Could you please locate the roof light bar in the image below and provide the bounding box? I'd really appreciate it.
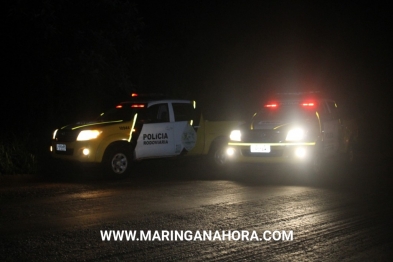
[131,104,145,108]
[264,103,278,108]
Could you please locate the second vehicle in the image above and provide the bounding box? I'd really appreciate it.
[224,92,357,174]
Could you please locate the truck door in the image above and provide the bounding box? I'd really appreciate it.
[171,102,197,154]
[322,100,340,156]
[135,103,175,159]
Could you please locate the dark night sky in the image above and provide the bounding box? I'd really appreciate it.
[135,1,392,119]
[4,0,393,134]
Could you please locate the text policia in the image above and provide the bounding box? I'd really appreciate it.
[143,133,169,145]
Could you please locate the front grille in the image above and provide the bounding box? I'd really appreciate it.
[242,130,285,143]
[56,130,78,142]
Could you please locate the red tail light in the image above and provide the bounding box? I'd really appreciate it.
[131,93,138,97]
[115,105,123,108]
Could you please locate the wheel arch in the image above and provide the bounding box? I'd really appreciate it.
[101,140,135,163]
[95,133,132,162]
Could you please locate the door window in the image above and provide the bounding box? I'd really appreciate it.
[172,103,194,122]
[145,104,170,123]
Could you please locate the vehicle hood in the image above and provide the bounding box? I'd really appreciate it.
[59,120,125,131]
[252,120,309,131]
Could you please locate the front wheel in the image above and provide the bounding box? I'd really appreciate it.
[205,139,231,179]
[103,146,133,179]
[336,143,356,173]
[208,139,229,167]
[311,150,323,175]
[212,146,228,166]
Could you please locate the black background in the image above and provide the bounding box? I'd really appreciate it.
[4,0,393,144]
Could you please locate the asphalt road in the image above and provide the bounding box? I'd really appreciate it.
[1,155,393,261]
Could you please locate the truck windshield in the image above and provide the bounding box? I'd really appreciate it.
[253,106,317,123]
[96,107,142,122]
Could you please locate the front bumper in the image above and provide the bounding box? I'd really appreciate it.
[50,140,101,163]
[226,142,316,164]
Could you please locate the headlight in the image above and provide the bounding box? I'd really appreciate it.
[286,128,305,141]
[229,130,241,141]
[77,130,101,141]
[52,129,58,140]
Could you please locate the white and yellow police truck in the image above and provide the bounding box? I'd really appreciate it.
[225,92,357,174]
[50,94,241,178]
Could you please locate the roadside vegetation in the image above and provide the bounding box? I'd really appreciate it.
[0,134,38,175]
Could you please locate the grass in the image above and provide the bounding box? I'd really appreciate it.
[0,134,38,175]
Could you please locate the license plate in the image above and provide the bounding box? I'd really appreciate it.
[56,144,66,151]
[250,144,270,153]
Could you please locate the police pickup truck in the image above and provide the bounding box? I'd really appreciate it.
[50,94,240,178]
[225,92,356,174]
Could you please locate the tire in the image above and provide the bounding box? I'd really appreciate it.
[103,145,133,179]
[212,145,228,166]
[313,149,324,175]
[208,139,228,167]
[205,139,232,179]
[338,143,356,174]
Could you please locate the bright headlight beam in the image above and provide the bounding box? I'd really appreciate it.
[286,128,305,141]
[295,148,306,158]
[226,147,235,156]
[229,130,241,141]
[82,148,90,155]
[77,130,101,141]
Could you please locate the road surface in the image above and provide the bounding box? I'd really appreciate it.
[1,156,393,261]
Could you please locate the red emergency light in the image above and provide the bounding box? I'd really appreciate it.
[301,102,315,107]
[264,103,278,108]
[131,104,145,108]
